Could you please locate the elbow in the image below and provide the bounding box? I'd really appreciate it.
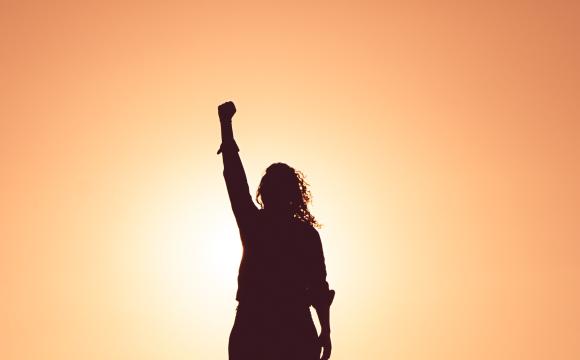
[309,288,335,309]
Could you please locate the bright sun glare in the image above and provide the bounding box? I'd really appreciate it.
[127,181,243,318]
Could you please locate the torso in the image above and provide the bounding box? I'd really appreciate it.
[236,210,313,307]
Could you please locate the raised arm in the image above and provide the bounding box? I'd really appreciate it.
[217,101,258,231]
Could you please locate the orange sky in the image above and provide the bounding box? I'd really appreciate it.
[1,1,579,359]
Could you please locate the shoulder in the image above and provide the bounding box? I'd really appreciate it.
[293,218,313,232]
[294,220,321,243]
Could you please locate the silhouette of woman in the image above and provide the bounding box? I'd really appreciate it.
[217,101,335,360]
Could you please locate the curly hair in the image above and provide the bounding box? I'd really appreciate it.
[256,163,321,228]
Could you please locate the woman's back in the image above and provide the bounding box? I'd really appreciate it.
[236,210,326,307]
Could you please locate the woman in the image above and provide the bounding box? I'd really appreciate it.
[216,101,335,360]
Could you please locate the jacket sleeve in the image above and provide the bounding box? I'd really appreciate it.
[306,227,335,309]
[219,139,259,233]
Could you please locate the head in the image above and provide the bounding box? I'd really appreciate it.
[256,162,321,228]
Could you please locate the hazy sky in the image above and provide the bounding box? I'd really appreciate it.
[1,1,579,359]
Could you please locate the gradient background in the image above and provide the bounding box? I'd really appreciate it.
[1,1,579,359]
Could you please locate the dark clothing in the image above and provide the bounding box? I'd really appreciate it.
[228,302,320,360]
[235,209,330,307]
[219,138,331,359]
[220,139,332,308]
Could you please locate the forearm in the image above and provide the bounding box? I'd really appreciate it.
[315,304,331,334]
[219,119,246,186]
[316,301,333,360]
[216,101,257,226]
[220,118,234,144]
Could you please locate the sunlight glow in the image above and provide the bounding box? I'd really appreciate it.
[2,2,578,359]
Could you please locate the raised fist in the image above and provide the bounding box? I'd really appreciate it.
[218,101,236,121]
